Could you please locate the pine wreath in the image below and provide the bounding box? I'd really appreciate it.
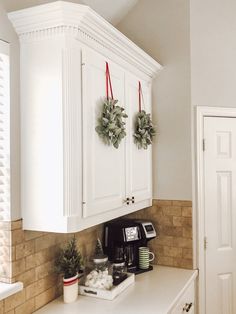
[133,110,156,149]
[95,98,128,149]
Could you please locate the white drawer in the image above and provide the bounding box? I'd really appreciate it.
[170,281,195,314]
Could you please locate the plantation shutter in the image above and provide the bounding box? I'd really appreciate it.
[0,40,10,221]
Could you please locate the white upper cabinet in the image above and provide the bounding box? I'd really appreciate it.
[8,1,162,232]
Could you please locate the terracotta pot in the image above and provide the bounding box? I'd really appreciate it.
[63,274,78,303]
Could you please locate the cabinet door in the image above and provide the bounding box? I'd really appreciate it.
[125,73,152,203]
[82,48,126,218]
[170,282,195,314]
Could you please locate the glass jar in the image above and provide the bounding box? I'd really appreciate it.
[93,255,109,272]
[112,261,127,286]
[84,255,113,290]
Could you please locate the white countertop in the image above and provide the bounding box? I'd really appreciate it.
[35,266,198,314]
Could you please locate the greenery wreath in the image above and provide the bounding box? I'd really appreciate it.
[95,98,128,149]
[133,110,156,149]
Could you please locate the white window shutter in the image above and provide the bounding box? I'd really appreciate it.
[0,40,10,221]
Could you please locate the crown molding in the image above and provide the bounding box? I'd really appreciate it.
[8,1,162,78]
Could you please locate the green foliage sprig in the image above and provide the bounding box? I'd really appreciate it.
[94,238,104,257]
[95,98,128,149]
[55,237,83,279]
[133,110,156,149]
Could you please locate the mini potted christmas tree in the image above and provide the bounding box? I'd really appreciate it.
[55,237,83,303]
[94,238,104,257]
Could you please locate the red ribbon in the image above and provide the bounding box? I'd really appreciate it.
[106,62,114,100]
[63,277,78,286]
[138,81,142,112]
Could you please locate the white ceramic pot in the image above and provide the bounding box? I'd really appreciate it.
[63,274,79,303]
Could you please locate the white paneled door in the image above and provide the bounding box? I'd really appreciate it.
[204,117,236,314]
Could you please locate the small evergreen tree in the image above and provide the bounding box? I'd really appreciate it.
[55,237,83,279]
[94,238,104,257]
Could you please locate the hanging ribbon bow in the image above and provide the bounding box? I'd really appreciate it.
[106,62,114,100]
[138,81,142,112]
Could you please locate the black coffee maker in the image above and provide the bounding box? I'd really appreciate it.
[103,219,157,274]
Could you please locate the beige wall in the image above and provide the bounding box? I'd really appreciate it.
[0,3,20,220]
[1,0,53,12]
[190,0,236,109]
[190,0,236,213]
[118,0,192,201]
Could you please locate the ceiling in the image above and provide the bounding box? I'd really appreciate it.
[1,0,139,25]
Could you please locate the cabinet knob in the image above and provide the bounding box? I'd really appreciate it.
[131,196,135,204]
[124,197,130,205]
[183,302,193,312]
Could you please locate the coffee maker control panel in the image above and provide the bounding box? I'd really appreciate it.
[125,226,140,242]
[140,221,156,239]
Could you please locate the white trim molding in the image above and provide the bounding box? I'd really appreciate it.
[0,40,11,221]
[196,106,236,314]
[8,1,162,79]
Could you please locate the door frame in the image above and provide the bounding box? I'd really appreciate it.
[196,106,236,314]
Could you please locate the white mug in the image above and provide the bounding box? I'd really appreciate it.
[139,247,155,270]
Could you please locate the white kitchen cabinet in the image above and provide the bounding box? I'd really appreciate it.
[8,1,162,232]
[170,281,195,314]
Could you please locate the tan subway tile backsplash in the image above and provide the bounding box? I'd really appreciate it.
[15,269,36,287]
[34,286,57,311]
[12,259,26,277]
[125,199,193,270]
[14,298,35,314]
[15,240,35,260]
[4,290,25,312]
[0,301,3,314]
[0,219,103,313]
[0,199,192,313]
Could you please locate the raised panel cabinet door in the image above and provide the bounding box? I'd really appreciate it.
[82,48,126,218]
[204,117,236,314]
[170,281,195,314]
[125,73,152,203]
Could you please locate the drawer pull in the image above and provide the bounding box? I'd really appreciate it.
[183,302,193,312]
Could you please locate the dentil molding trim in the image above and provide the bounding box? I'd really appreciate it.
[8,1,162,79]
